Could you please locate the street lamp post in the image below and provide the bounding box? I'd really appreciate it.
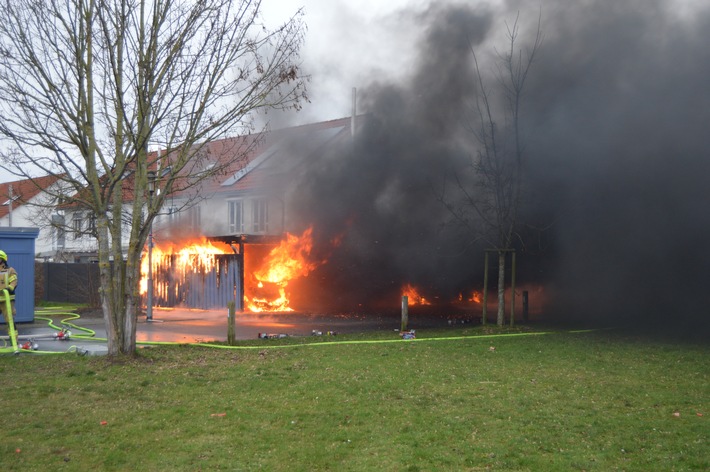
[147,170,156,321]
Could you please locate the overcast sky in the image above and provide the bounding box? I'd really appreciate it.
[259,0,440,125]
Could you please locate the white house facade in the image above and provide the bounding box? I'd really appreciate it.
[0,175,70,259]
[33,116,357,261]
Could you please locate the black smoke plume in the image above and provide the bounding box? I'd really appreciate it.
[286,0,710,336]
[522,0,710,336]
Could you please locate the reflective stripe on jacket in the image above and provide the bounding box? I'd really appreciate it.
[0,267,17,293]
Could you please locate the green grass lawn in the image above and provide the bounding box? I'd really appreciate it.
[1,326,707,471]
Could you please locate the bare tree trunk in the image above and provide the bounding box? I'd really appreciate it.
[101,292,120,356]
[481,251,489,325]
[122,300,137,354]
[121,242,143,354]
[497,251,506,326]
[97,216,120,356]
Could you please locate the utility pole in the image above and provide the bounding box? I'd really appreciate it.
[146,171,156,321]
[8,184,13,227]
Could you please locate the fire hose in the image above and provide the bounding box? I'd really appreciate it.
[3,306,595,355]
[0,288,20,353]
[0,307,99,355]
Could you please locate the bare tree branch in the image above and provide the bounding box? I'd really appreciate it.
[437,11,542,326]
[0,0,308,355]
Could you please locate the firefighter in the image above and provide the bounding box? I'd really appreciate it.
[0,250,18,343]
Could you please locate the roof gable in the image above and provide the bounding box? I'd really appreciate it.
[215,117,353,194]
[0,174,63,220]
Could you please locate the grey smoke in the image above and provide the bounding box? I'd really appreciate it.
[282,0,710,335]
[523,0,710,334]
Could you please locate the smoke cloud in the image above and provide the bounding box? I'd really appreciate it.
[282,0,710,336]
[522,0,710,335]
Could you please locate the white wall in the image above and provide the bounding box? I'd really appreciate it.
[0,182,66,259]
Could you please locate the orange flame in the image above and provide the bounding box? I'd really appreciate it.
[247,227,321,312]
[140,227,324,313]
[402,283,431,305]
[458,290,482,304]
[469,291,482,303]
[140,238,232,295]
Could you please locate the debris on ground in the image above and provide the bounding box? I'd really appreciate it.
[311,330,338,336]
[258,333,288,339]
[400,330,416,340]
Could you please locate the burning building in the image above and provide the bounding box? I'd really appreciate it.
[141,118,362,314]
[140,112,501,317]
[141,0,710,336]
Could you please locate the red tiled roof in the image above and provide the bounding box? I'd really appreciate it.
[211,116,354,193]
[59,116,360,206]
[0,174,64,220]
[165,116,357,198]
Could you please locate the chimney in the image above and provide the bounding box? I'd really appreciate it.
[351,87,357,137]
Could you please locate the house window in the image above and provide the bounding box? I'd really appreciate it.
[52,214,65,249]
[72,213,83,239]
[228,200,243,234]
[57,227,66,248]
[187,205,201,231]
[87,213,96,236]
[167,206,179,223]
[252,199,269,233]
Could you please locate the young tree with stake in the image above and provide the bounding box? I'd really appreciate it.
[441,12,542,326]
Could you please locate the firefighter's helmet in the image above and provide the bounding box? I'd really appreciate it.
[0,250,7,262]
